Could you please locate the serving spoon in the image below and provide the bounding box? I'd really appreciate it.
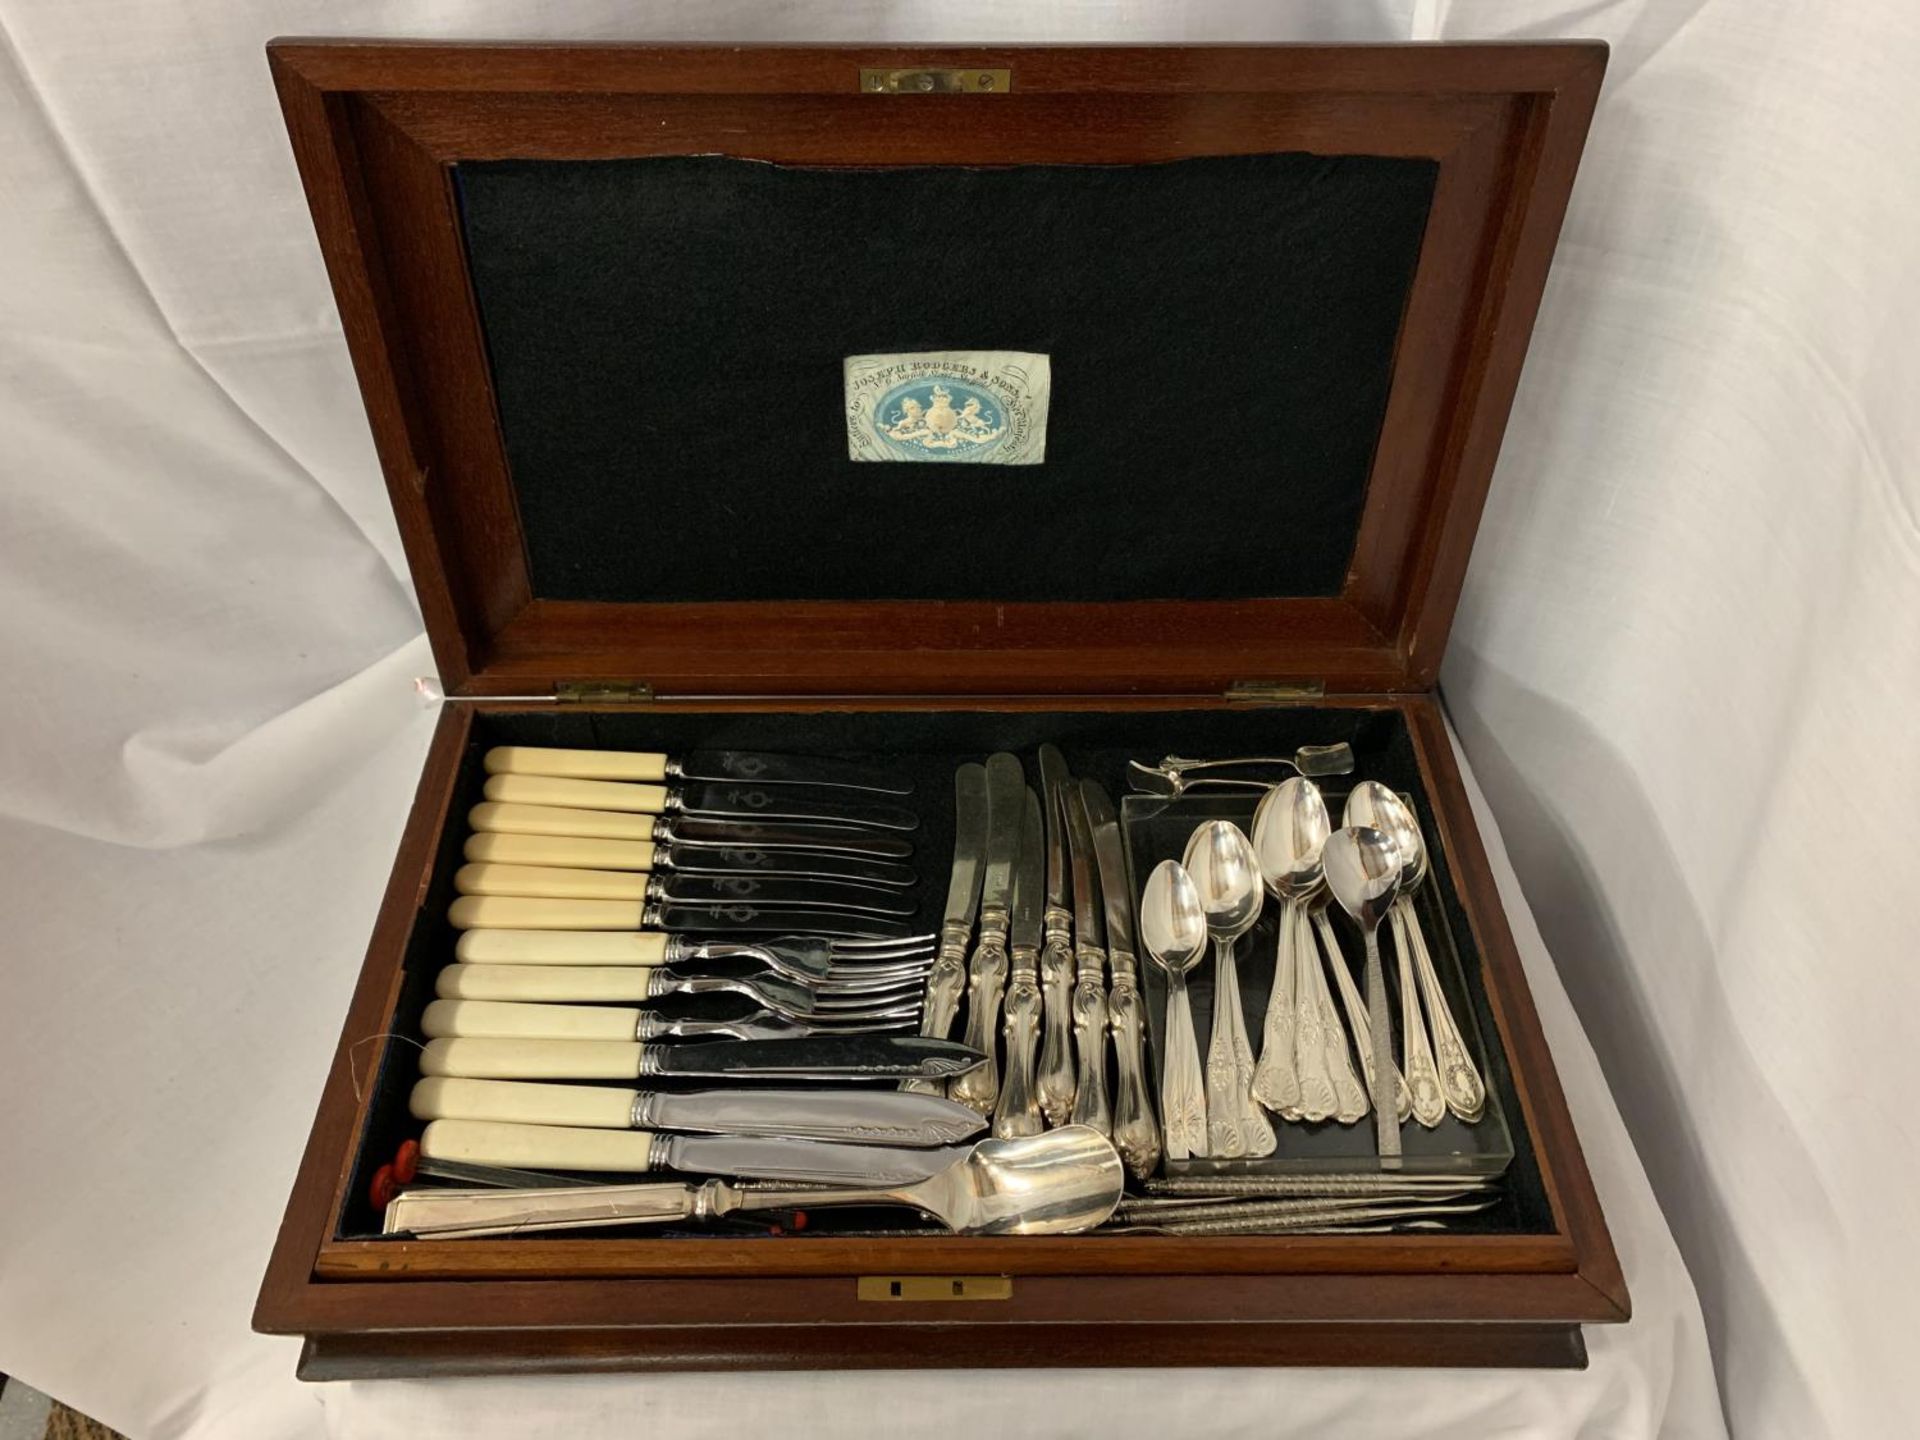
[1323,825,1405,1162]
[1344,783,1485,1124]
[1182,822,1275,1158]
[385,1124,1126,1238]
[1140,859,1210,1160]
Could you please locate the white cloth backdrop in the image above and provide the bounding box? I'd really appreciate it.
[0,1,1910,1436]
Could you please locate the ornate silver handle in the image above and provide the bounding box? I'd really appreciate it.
[1401,900,1486,1122]
[949,924,1009,1113]
[1105,953,1161,1179]
[903,925,969,1096]
[993,951,1044,1138]
[1068,944,1110,1133]
[1290,903,1340,1124]
[1160,968,1208,1159]
[1388,906,1446,1127]
[1250,908,1302,1118]
[1297,907,1368,1124]
[1313,908,1411,1121]
[1035,911,1076,1127]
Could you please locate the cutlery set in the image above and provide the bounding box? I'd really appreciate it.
[375,742,1496,1240]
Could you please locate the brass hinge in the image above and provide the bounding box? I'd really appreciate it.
[857,1275,1013,1302]
[860,67,1010,94]
[1225,679,1326,702]
[556,680,654,704]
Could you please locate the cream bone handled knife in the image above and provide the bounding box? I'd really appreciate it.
[452,861,917,917]
[410,1076,986,1146]
[949,753,1026,1115]
[447,895,918,941]
[419,1034,985,1083]
[1084,779,1162,1180]
[418,1118,962,1186]
[469,801,915,860]
[486,745,914,796]
[480,773,918,833]
[463,830,915,888]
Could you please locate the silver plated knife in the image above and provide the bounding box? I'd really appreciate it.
[950,754,1024,1114]
[903,763,988,1094]
[453,863,917,916]
[487,745,914,796]
[420,1034,986,1082]
[1083,779,1162,1180]
[483,773,918,832]
[418,1117,962,1186]
[1065,784,1112,1135]
[469,803,916,859]
[463,831,916,887]
[410,1076,985,1146]
[1034,744,1078,1127]
[992,787,1047,1137]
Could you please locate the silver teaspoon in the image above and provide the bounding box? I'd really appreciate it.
[1323,826,1405,1162]
[1182,821,1274,1158]
[1141,860,1210,1160]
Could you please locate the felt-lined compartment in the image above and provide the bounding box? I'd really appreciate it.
[339,704,1551,1243]
[454,152,1436,607]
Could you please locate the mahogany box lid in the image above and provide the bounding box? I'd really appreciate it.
[267,42,1606,699]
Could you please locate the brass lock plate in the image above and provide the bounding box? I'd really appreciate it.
[857,1275,1013,1302]
[859,68,1011,95]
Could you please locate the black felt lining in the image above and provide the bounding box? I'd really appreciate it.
[339,706,1552,1243]
[454,153,1437,605]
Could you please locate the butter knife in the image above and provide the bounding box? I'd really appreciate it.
[486,746,913,796]
[991,788,1046,1137]
[950,753,1025,1114]
[1083,779,1161,1180]
[1065,783,1111,1134]
[1034,744,1078,1127]
[904,763,988,1093]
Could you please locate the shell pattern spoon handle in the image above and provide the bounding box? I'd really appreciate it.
[1388,906,1447,1128]
[1400,899,1486,1122]
[1313,909,1411,1121]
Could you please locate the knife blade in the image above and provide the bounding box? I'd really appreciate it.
[1035,744,1077,1127]
[463,831,916,887]
[421,1034,986,1082]
[992,786,1048,1138]
[447,894,917,940]
[1082,779,1161,1179]
[453,863,917,916]
[1064,782,1111,1135]
[482,774,918,832]
[469,803,915,859]
[411,1076,986,1146]
[950,754,1025,1113]
[419,1117,962,1186]
[904,763,989,1094]
[487,746,914,796]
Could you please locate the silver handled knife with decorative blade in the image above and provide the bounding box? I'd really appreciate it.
[1083,779,1162,1180]
[992,787,1047,1138]
[487,746,915,796]
[903,763,989,1095]
[452,863,917,917]
[950,754,1025,1114]
[411,1076,985,1147]
[468,803,916,859]
[482,773,918,832]
[1065,783,1112,1135]
[1034,744,1078,1128]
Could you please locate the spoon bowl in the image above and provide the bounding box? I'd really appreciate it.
[1141,859,1210,976]
[1322,825,1404,929]
[1343,781,1427,893]
[1252,777,1332,902]
[896,1123,1126,1235]
[1181,821,1265,942]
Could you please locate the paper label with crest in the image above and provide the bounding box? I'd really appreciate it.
[844,351,1050,464]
